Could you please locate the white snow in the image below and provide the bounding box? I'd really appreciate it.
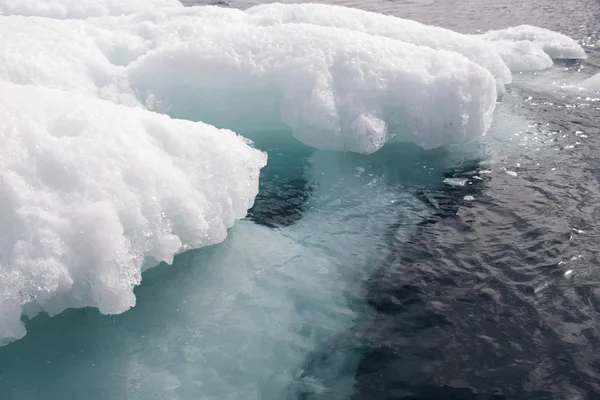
[481,25,587,70]
[0,0,182,19]
[244,3,513,90]
[124,21,498,152]
[0,7,499,153]
[0,82,265,344]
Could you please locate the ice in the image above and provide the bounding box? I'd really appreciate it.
[0,82,265,345]
[1,3,584,154]
[0,0,584,350]
[0,137,471,400]
[481,25,587,70]
[443,177,469,187]
[0,16,138,104]
[0,9,498,153]
[125,21,498,153]
[485,40,554,72]
[0,1,561,396]
[243,3,513,89]
[582,72,600,92]
[0,0,182,19]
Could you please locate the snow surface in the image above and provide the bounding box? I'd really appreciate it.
[481,25,588,61]
[0,0,182,19]
[0,0,587,346]
[0,82,265,344]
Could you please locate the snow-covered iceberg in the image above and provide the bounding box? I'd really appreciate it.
[0,0,588,346]
[0,82,265,344]
[0,0,182,18]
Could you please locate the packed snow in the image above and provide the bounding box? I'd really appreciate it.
[0,0,182,18]
[0,82,265,344]
[0,0,588,347]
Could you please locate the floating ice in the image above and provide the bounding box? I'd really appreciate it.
[125,21,498,153]
[0,0,586,347]
[582,72,600,92]
[485,40,554,72]
[0,2,585,154]
[481,25,587,70]
[0,82,265,345]
[443,177,469,187]
[0,8,498,153]
[0,0,182,19]
[243,3,513,89]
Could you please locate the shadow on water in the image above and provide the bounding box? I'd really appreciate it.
[245,130,315,228]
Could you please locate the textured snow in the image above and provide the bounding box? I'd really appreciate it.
[0,0,181,19]
[243,3,513,89]
[481,25,587,70]
[124,21,498,152]
[0,82,265,344]
[0,7,499,153]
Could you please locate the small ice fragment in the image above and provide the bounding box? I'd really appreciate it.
[356,167,365,173]
[564,270,573,277]
[463,195,475,201]
[443,178,469,187]
[505,170,518,177]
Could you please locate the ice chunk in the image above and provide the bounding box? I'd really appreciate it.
[244,3,512,89]
[0,16,137,104]
[582,72,600,92]
[6,4,585,152]
[0,7,497,153]
[125,21,498,153]
[0,0,181,19]
[0,82,266,345]
[443,177,469,187]
[481,25,587,65]
[486,40,554,72]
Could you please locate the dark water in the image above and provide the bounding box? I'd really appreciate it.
[219,0,600,398]
[345,3,600,399]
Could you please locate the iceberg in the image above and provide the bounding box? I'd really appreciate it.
[0,0,586,347]
[481,25,588,60]
[0,0,182,19]
[0,82,265,344]
[0,8,498,154]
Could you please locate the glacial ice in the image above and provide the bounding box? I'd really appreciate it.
[0,3,588,156]
[481,25,588,61]
[0,0,182,19]
[0,9,498,153]
[125,21,498,152]
[0,82,265,344]
[0,0,587,348]
[582,72,600,92]
[243,3,513,89]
